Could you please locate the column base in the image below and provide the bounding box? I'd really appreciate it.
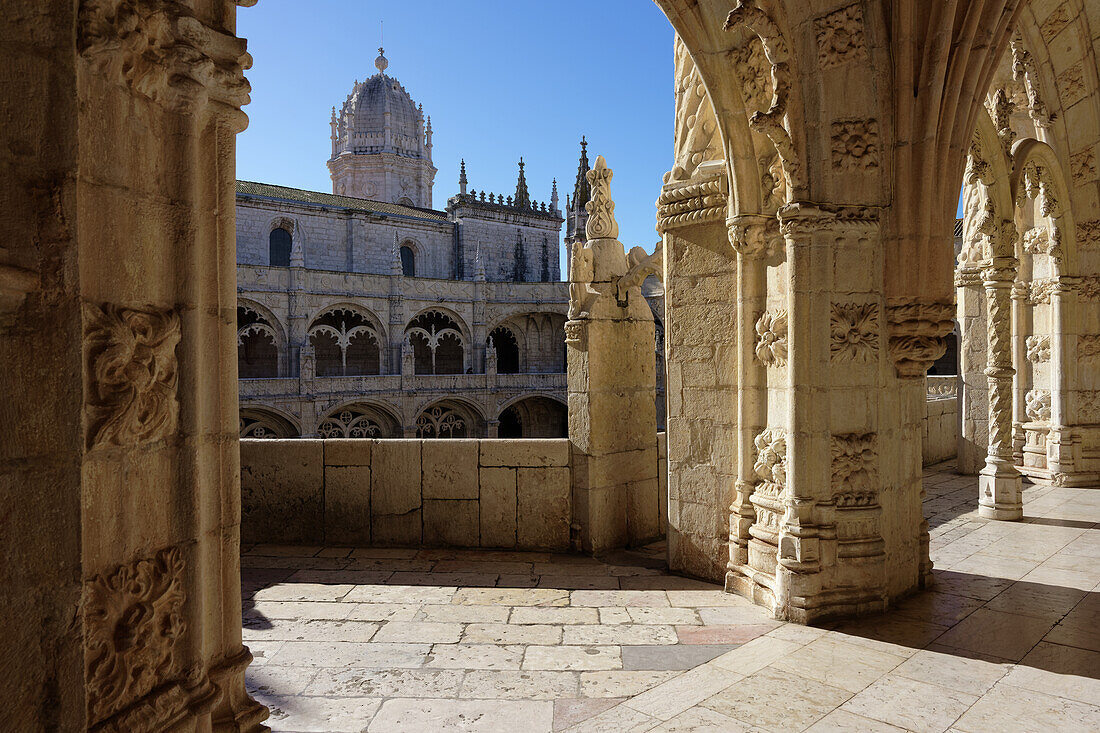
[978,468,1023,521]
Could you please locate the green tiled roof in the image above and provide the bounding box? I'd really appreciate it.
[236,180,451,223]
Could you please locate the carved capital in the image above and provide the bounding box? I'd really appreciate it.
[657,175,727,232]
[885,299,955,379]
[728,214,780,259]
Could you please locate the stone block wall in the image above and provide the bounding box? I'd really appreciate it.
[923,397,960,466]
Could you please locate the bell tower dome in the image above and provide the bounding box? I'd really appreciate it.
[327,49,438,207]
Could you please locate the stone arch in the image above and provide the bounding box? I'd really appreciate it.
[488,311,568,373]
[487,325,520,374]
[266,215,305,265]
[497,395,568,439]
[414,398,485,439]
[239,406,300,438]
[317,400,401,438]
[237,300,286,378]
[405,308,468,375]
[308,303,385,377]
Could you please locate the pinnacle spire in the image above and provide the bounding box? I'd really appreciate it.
[551,178,560,213]
[459,159,468,195]
[513,157,531,209]
[571,136,591,214]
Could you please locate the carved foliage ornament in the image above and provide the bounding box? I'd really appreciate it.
[78,0,252,111]
[814,4,869,69]
[885,300,955,378]
[831,119,880,171]
[1025,389,1051,422]
[830,302,879,363]
[1080,335,1100,361]
[753,428,787,490]
[670,36,720,183]
[1025,335,1051,363]
[831,433,878,507]
[584,156,618,240]
[83,303,181,450]
[85,547,187,725]
[754,309,788,366]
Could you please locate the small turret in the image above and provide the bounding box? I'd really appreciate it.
[459,159,468,195]
[514,158,531,209]
[550,178,560,215]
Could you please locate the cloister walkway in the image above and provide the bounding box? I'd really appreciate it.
[242,463,1100,732]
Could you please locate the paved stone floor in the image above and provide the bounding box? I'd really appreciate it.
[243,461,1100,732]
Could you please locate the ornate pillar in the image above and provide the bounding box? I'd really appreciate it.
[979,222,1023,519]
[725,215,775,602]
[567,156,662,552]
[957,264,990,474]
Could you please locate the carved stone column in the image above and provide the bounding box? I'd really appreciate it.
[979,235,1024,519]
[957,266,990,474]
[725,215,775,601]
[568,156,661,552]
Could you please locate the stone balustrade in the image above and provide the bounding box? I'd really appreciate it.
[241,435,668,550]
[926,375,959,401]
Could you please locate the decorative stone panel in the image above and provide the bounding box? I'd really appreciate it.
[1026,335,1051,363]
[831,120,880,171]
[83,303,181,450]
[84,547,188,727]
[1025,389,1051,422]
[1080,335,1100,361]
[1070,148,1097,188]
[885,299,955,378]
[814,4,869,69]
[1056,64,1086,109]
[830,302,879,363]
[830,433,878,506]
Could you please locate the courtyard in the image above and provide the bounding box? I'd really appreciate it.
[242,462,1100,732]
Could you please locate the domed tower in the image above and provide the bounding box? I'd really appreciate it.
[328,48,437,207]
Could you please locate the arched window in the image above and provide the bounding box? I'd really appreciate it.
[488,327,520,373]
[498,406,523,438]
[416,404,469,438]
[269,227,292,267]
[308,307,382,377]
[400,245,416,277]
[237,305,280,378]
[406,311,465,375]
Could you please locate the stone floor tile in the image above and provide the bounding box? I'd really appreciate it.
[533,562,611,576]
[425,643,526,670]
[619,575,723,591]
[524,645,623,671]
[952,682,1100,732]
[496,574,541,588]
[624,607,700,625]
[891,590,986,626]
[452,587,569,606]
[675,624,775,646]
[1004,642,1100,705]
[570,590,671,607]
[387,571,500,587]
[244,640,285,666]
[249,544,324,557]
[349,547,420,559]
[415,603,510,624]
[261,695,382,733]
[564,624,677,646]
[578,670,680,698]
[284,569,393,585]
[981,581,1086,619]
[433,560,535,575]
[304,668,464,698]
[598,607,633,624]
[372,621,464,644]
[771,636,905,693]
[826,616,948,655]
[701,666,852,731]
[950,552,1040,581]
[368,698,554,733]
[243,619,379,644]
[342,584,457,604]
[460,670,580,700]
[247,601,356,621]
[842,674,979,733]
[694,605,777,626]
[933,607,1056,661]
[708,636,805,676]
[511,606,601,625]
[891,648,1010,696]
[538,575,622,590]
[253,582,355,603]
[607,565,664,578]
[344,603,420,622]
[621,644,735,671]
[345,557,436,573]
[665,590,747,607]
[553,698,625,731]
[269,641,430,668]
[559,704,658,733]
[623,663,741,720]
[464,622,563,645]
[1019,565,1100,592]
[930,570,1015,600]
[1044,620,1100,652]
[245,664,318,697]
[764,623,827,645]
[803,709,909,732]
[314,547,354,558]
[650,706,761,732]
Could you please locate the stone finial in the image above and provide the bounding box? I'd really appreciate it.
[459,159,467,195]
[551,178,560,213]
[375,47,388,74]
[585,155,618,240]
[514,157,531,209]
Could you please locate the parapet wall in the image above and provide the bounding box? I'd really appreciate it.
[241,437,668,551]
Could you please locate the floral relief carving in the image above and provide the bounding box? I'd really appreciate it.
[1028,278,1056,305]
[1070,148,1097,188]
[830,303,879,363]
[1079,391,1100,423]
[1025,389,1051,422]
[670,36,721,183]
[814,4,869,69]
[84,546,188,725]
[754,309,788,366]
[731,37,773,114]
[77,0,252,112]
[1026,335,1051,363]
[1079,277,1100,301]
[831,120,880,171]
[1080,335,1100,361]
[753,428,787,489]
[885,300,954,378]
[83,302,181,450]
[831,433,878,507]
[1077,220,1100,249]
[1056,64,1086,109]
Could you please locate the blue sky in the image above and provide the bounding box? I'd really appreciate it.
[236,0,675,273]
